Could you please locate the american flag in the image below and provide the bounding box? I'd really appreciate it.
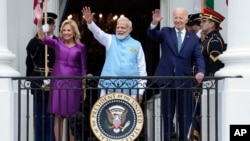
[34,0,44,9]
[33,0,44,24]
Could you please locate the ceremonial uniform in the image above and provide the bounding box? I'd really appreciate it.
[201,30,226,76]
[26,35,56,141]
[186,13,202,37]
[192,8,226,141]
[26,35,56,99]
[187,13,201,26]
[201,7,227,76]
[25,12,57,141]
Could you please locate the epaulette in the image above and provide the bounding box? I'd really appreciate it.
[206,33,226,54]
[212,33,226,51]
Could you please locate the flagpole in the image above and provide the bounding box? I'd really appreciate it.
[43,0,49,77]
[202,0,205,11]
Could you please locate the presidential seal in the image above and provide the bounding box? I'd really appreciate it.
[90,93,144,141]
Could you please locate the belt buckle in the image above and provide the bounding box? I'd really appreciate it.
[42,84,50,91]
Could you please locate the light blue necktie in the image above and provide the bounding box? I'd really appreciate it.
[177,31,182,52]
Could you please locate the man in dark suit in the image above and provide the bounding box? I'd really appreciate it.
[26,12,57,141]
[147,8,205,141]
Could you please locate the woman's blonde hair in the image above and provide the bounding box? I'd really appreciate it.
[59,19,81,44]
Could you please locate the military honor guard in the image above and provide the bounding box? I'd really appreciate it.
[186,13,202,38]
[200,7,227,76]
[26,12,57,141]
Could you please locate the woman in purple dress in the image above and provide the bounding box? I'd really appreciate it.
[34,5,87,141]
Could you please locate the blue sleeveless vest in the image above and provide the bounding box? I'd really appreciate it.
[99,35,141,96]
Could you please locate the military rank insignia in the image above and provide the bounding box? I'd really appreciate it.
[90,93,144,140]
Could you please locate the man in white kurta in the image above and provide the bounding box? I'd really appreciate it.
[82,6,147,104]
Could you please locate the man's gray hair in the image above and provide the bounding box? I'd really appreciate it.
[117,16,132,28]
[173,7,188,19]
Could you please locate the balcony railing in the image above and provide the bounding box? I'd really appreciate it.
[10,76,238,141]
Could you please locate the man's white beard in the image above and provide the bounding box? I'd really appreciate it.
[116,32,129,40]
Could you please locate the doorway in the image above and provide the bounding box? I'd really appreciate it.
[64,0,160,76]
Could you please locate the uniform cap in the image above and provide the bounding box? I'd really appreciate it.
[42,12,57,24]
[202,7,225,24]
[34,12,57,25]
[186,13,201,26]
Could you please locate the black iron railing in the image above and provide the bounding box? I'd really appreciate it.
[10,76,240,141]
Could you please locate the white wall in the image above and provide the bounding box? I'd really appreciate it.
[214,0,228,43]
[7,0,33,76]
[160,0,201,27]
[7,0,60,76]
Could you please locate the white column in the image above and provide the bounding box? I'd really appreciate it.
[0,0,20,76]
[0,0,20,141]
[216,0,250,77]
[215,1,250,141]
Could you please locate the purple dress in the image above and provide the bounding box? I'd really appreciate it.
[43,36,87,117]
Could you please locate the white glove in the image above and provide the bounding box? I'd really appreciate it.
[43,79,51,85]
[42,24,49,33]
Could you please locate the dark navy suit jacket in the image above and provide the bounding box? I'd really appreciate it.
[147,26,205,78]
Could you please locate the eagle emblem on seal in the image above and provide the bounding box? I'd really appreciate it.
[106,105,130,133]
